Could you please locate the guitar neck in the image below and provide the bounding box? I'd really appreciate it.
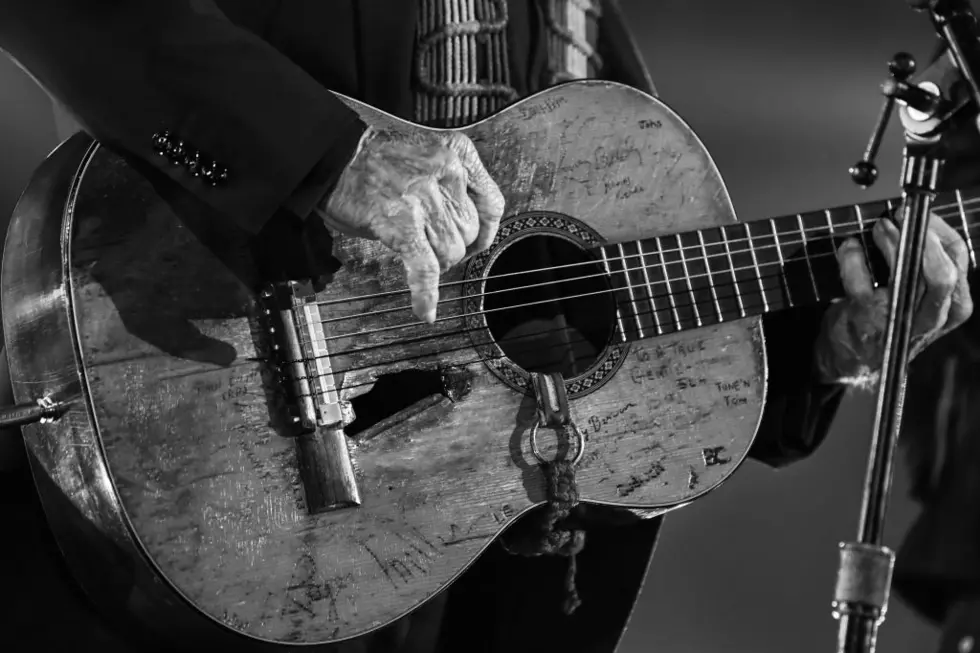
[596,187,980,339]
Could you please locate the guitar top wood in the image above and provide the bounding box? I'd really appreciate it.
[3,80,765,645]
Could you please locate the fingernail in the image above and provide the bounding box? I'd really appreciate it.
[877,219,897,236]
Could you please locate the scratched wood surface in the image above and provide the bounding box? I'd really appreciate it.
[58,81,767,645]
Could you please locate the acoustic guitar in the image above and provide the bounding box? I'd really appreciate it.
[4,80,977,648]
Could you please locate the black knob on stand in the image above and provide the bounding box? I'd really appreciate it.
[849,53,917,187]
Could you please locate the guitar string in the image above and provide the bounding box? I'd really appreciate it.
[275,202,979,396]
[310,215,979,345]
[290,274,801,399]
[288,260,842,395]
[314,194,979,310]
[285,212,977,379]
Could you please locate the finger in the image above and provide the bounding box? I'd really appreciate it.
[873,213,969,339]
[906,227,956,342]
[440,159,480,246]
[382,195,443,323]
[398,233,443,324]
[837,238,875,302]
[916,225,959,333]
[445,133,505,253]
[928,214,973,330]
[410,178,467,272]
[872,215,899,277]
[425,201,468,272]
[873,216,926,307]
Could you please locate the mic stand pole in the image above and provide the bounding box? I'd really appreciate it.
[835,3,980,651]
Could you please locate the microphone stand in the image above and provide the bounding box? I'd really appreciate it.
[835,2,980,652]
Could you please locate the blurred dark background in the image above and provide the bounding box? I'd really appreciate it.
[0,1,952,652]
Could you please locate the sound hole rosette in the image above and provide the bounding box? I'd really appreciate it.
[462,211,630,398]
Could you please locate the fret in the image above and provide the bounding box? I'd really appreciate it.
[719,226,746,318]
[654,237,684,331]
[620,240,664,338]
[636,240,664,335]
[745,220,787,313]
[770,218,793,308]
[638,238,676,333]
[700,227,742,323]
[674,230,721,327]
[744,223,768,313]
[956,189,977,269]
[617,242,645,338]
[823,208,840,292]
[825,204,861,236]
[675,233,702,327]
[795,214,820,302]
[598,247,628,342]
[853,204,878,288]
[697,229,724,321]
[720,222,770,317]
[802,209,843,300]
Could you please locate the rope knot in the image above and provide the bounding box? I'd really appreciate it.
[501,373,588,615]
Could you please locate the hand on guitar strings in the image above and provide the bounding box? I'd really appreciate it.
[814,210,973,387]
[316,127,506,323]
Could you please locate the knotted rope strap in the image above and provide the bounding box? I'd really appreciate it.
[501,372,587,614]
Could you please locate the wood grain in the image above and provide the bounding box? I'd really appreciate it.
[8,81,768,646]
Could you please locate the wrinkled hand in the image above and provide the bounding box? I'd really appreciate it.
[317,127,506,322]
[815,210,973,385]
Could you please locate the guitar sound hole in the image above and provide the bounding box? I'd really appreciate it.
[484,235,615,377]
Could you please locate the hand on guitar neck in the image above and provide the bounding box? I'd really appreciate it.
[816,210,972,387]
[316,126,506,323]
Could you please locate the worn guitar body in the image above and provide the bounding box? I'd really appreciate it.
[3,81,765,648]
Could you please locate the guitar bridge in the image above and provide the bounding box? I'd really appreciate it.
[260,281,360,514]
[261,280,352,431]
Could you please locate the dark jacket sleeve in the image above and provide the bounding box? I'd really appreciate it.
[0,0,366,235]
[748,307,846,468]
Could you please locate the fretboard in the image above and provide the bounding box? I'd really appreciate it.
[596,187,980,340]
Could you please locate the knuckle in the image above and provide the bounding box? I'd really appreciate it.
[455,132,477,153]
[962,299,975,324]
[447,132,473,158]
[950,239,970,266]
[490,187,506,216]
[411,253,441,281]
[837,241,864,265]
[438,241,466,271]
[935,261,959,291]
[951,290,974,319]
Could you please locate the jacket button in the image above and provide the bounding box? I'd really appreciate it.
[183,150,203,176]
[151,130,173,153]
[201,161,229,187]
[163,139,186,163]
